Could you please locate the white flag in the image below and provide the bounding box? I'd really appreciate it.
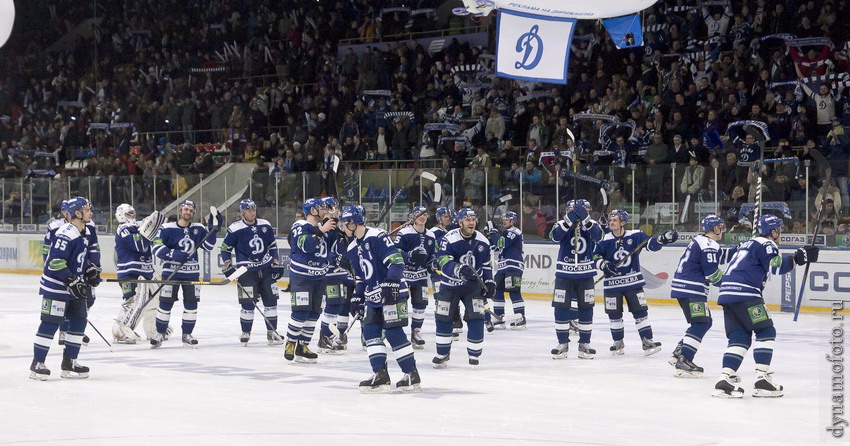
[495,10,576,84]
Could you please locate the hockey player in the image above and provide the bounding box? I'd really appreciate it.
[394,206,436,349]
[150,200,221,348]
[594,209,676,356]
[549,199,604,359]
[31,197,94,380]
[284,198,335,363]
[712,214,818,398]
[338,205,421,392]
[486,211,525,331]
[669,215,734,377]
[220,199,286,346]
[317,196,351,353]
[428,207,456,295]
[112,204,158,343]
[433,208,495,368]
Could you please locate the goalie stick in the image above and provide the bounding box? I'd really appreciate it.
[106,266,248,286]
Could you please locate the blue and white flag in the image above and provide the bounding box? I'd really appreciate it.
[496,10,576,84]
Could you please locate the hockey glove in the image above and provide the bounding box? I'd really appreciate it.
[85,263,102,287]
[598,260,617,277]
[170,249,190,264]
[64,275,91,300]
[573,205,589,222]
[381,281,401,305]
[350,293,365,318]
[409,246,428,266]
[794,246,819,265]
[336,254,352,273]
[454,264,478,281]
[270,262,286,280]
[483,280,495,300]
[222,261,236,278]
[658,229,679,244]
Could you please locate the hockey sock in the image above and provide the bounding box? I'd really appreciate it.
[492,296,505,317]
[300,312,319,343]
[753,326,776,369]
[182,300,198,334]
[156,301,174,334]
[509,291,525,315]
[320,304,342,337]
[682,321,712,361]
[578,307,594,344]
[467,319,484,358]
[435,320,454,356]
[385,326,416,373]
[33,321,60,363]
[722,330,751,372]
[608,312,625,341]
[411,302,426,331]
[337,314,350,334]
[59,319,70,333]
[363,323,387,372]
[63,316,87,359]
[287,311,308,342]
[240,301,255,333]
[262,305,278,331]
[633,310,653,339]
[554,308,572,344]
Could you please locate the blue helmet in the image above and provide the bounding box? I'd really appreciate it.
[239,199,256,211]
[339,205,366,225]
[59,199,71,214]
[409,205,427,220]
[757,214,783,236]
[303,198,322,215]
[575,199,591,210]
[503,211,518,223]
[609,209,629,224]
[565,199,577,209]
[178,199,196,211]
[701,214,724,232]
[455,208,478,224]
[65,196,90,219]
[320,196,339,210]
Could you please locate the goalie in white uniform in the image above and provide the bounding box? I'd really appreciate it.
[112,204,167,342]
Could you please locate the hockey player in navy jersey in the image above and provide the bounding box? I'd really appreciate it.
[221,199,286,346]
[433,208,495,368]
[150,200,221,348]
[428,207,456,295]
[669,215,735,377]
[550,199,604,359]
[338,205,421,392]
[595,209,676,356]
[284,198,335,363]
[712,215,818,398]
[31,197,94,380]
[112,204,155,343]
[394,206,436,349]
[317,196,352,353]
[485,211,526,331]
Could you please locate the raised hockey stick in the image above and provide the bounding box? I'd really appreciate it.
[375,166,421,226]
[489,194,513,222]
[420,171,441,203]
[793,169,831,321]
[106,266,248,286]
[593,235,653,286]
[86,318,113,352]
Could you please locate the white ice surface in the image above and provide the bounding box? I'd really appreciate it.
[0,273,841,446]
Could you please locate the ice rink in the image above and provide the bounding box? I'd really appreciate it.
[0,272,842,446]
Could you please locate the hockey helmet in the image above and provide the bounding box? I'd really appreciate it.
[455,208,478,224]
[339,205,366,225]
[757,214,783,236]
[409,205,428,221]
[320,196,339,210]
[65,196,90,219]
[302,198,322,215]
[701,214,724,233]
[178,199,196,211]
[503,211,518,223]
[609,209,630,225]
[115,203,136,224]
[239,199,257,211]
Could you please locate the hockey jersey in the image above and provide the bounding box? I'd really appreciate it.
[491,226,524,276]
[550,219,604,279]
[670,235,727,299]
[43,221,100,268]
[115,222,154,279]
[40,223,90,299]
[288,219,330,280]
[220,218,279,272]
[152,221,215,280]
[436,228,494,290]
[325,228,354,286]
[718,237,795,304]
[346,227,408,307]
[395,225,436,287]
[594,230,664,292]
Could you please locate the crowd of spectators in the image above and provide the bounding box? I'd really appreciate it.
[1,0,850,240]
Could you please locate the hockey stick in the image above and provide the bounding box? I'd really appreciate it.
[375,166,421,226]
[793,170,831,321]
[421,171,441,203]
[489,194,513,222]
[236,282,286,340]
[743,123,768,237]
[106,266,248,286]
[86,318,113,352]
[342,313,363,336]
[593,235,653,286]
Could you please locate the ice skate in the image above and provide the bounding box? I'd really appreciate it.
[82,334,90,346]
[411,328,425,350]
[469,356,480,367]
[318,333,344,355]
[432,353,450,369]
[337,332,348,350]
[673,357,704,378]
[150,332,164,349]
[29,360,50,381]
[578,343,596,359]
[396,369,422,392]
[491,313,506,330]
[485,320,494,332]
[294,341,318,363]
[668,343,683,366]
[452,318,463,339]
[239,332,251,346]
[267,330,284,346]
[182,333,199,349]
[609,339,625,356]
[359,367,391,393]
[509,314,527,330]
[60,355,89,379]
[712,373,744,398]
[641,337,662,356]
[568,320,579,337]
[753,371,784,398]
[58,331,66,346]
[284,341,296,361]
[551,343,569,359]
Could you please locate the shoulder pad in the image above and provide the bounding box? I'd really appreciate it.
[228,220,248,231]
[56,223,81,240]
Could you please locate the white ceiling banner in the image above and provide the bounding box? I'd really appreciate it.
[495,9,576,85]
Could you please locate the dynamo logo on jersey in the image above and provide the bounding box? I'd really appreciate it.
[496,10,576,84]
